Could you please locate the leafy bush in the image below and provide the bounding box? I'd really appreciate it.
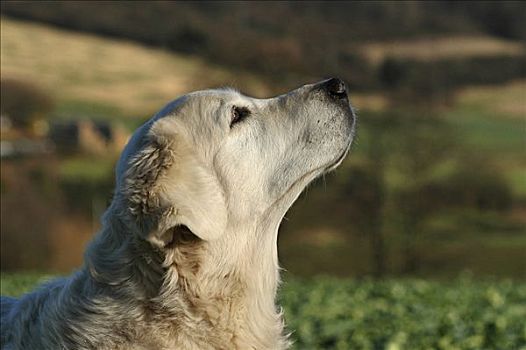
[281,276,526,349]
[2,274,525,349]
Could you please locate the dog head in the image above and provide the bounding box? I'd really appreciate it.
[114,78,356,247]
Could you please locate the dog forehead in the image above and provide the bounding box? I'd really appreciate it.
[190,88,252,107]
[152,96,188,121]
[154,89,252,123]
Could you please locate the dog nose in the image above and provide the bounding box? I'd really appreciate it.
[323,77,347,99]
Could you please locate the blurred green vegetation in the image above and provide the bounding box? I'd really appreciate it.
[1,5,525,278]
[53,100,145,132]
[281,275,526,349]
[1,273,57,296]
[59,157,115,182]
[279,104,525,278]
[3,273,525,349]
[445,108,525,154]
[3,96,524,276]
[54,100,125,122]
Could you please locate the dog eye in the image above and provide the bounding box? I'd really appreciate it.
[230,106,251,127]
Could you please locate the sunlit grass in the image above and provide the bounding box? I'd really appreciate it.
[455,80,526,119]
[0,17,271,118]
[507,169,526,197]
[59,157,115,181]
[444,108,525,154]
[360,36,525,66]
[0,272,56,297]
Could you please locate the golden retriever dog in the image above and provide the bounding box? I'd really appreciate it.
[1,78,356,349]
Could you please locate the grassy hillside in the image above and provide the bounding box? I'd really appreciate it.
[0,17,271,121]
[2,1,525,92]
[448,81,526,196]
[0,17,397,117]
[359,36,525,66]
[2,16,523,120]
[455,81,525,119]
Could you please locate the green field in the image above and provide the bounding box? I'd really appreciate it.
[2,273,525,350]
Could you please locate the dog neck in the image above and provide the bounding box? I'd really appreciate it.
[159,213,289,349]
[85,207,290,349]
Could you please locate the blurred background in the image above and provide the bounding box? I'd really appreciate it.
[1,2,526,348]
[1,1,524,278]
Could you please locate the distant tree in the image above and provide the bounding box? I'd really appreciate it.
[0,78,54,128]
[344,163,386,277]
[379,58,405,89]
[1,159,61,270]
[389,112,457,273]
[352,109,459,274]
[345,112,405,277]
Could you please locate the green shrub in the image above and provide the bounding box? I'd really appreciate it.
[281,276,526,349]
[3,274,525,349]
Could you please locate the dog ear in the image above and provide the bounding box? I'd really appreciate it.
[122,136,227,247]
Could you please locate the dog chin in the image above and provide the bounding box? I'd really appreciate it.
[324,137,353,173]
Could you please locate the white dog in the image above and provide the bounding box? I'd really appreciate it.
[1,78,355,349]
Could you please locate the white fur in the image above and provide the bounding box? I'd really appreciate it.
[1,81,355,349]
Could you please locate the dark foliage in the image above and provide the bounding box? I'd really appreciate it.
[0,159,61,269]
[0,78,54,127]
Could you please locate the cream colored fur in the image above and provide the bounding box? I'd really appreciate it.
[1,80,355,349]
